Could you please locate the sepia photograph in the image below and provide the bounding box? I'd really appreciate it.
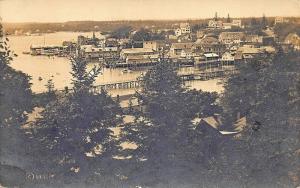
[0,0,300,187]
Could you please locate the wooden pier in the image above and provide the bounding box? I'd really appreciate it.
[92,80,143,93]
[89,68,236,93]
[180,69,236,81]
[49,68,236,95]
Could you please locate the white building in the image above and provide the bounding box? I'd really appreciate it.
[232,20,242,27]
[208,20,223,29]
[120,48,156,60]
[221,52,235,62]
[175,28,182,37]
[180,23,191,34]
[175,23,191,37]
[275,17,289,25]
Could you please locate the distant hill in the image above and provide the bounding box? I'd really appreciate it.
[3,17,300,35]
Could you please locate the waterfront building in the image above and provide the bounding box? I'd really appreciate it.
[219,32,245,45]
[120,48,156,60]
[169,42,195,57]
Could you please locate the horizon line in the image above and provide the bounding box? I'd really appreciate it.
[2,16,300,24]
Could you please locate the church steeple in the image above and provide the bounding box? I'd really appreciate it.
[214,12,218,21]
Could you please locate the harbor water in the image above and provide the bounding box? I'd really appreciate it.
[8,32,224,95]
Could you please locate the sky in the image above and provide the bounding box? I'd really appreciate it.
[0,0,300,22]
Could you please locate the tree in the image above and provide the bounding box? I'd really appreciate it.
[33,55,123,186]
[261,14,268,28]
[110,25,132,39]
[221,52,300,187]
[132,28,165,42]
[0,22,42,188]
[251,17,258,26]
[45,79,56,98]
[121,57,222,187]
[227,13,231,23]
[0,24,32,127]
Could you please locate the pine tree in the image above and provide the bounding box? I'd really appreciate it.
[33,55,123,186]
[261,14,268,28]
[121,57,222,186]
[227,13,231,23]
[0,22,39,188]
[221,52,300,187]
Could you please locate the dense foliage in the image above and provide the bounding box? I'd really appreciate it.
[32,56,124,186]
[221,52,300,188]
[121,58,223,187]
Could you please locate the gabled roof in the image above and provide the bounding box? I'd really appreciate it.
[171,42,194,50]
[204,53,219,58]
[200,36,219,45]
[219,32,245,39]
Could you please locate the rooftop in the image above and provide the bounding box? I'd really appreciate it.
[121,48,154,54]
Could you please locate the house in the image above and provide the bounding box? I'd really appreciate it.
[219,32,245,45]
[174,23,191,37]
[125,54,159,66]
[169,42,195,57]
[231,19,242,27]
[221,19,243,29]
[120,48,156,60]
[180,49,194,59]
[245,35,263,44]
[221,52,235,62]
[263,28,276,38]
[195,36,226,55]
[237,45,265,58]
[284,33,300,44]
[203,53,219,61]
[261,46,276,54]
[179,23,191,34]
[208,20,223,29]
[275,17,289,25]
[175,28,182,37]
[79,45,103,60]
[234,51,244,62]
[284,33,300,50]
[143,41,165,51]
[222,23,233,30]
[177,34,192,42]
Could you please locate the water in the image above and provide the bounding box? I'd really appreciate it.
[8,32,223,95]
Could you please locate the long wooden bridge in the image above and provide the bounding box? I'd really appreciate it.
[90,68,236,92]
[44,68,236,95]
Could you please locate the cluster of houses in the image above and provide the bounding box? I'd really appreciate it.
[34,16,296,68]
[76,28,280,68]
[208,19,243,30]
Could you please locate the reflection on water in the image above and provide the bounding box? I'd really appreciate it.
[8,32,223,95]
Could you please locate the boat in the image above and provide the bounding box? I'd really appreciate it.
[38,77,43,81]
[122,69,133,74]
[22,51,30,55]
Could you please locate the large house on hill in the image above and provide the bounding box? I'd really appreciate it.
[284,33,300,50]
[219,32,245,45]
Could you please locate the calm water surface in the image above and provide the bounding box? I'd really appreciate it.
[8,32,223,95]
